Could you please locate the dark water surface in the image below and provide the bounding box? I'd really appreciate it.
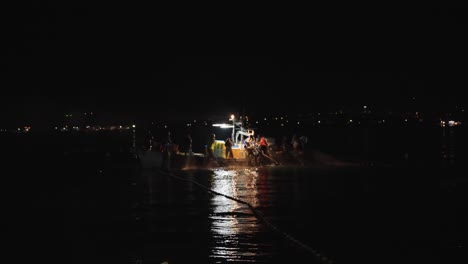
[150,166,439,264]
[2,128,466,263]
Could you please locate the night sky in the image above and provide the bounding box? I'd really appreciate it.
[2,7,467,127]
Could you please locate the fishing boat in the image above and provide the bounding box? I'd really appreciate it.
[138,115,278,170]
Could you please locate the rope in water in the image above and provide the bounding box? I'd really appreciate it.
[159,168,334,264]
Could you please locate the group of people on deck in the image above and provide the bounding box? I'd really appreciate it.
[243,134,271,166]
[155,129,306,168]
[204,133,271,165]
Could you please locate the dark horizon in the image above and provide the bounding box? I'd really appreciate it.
[2,8,467,126]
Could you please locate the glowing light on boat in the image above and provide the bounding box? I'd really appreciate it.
[212,123,234,129]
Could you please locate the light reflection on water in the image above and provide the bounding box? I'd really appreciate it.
[209,168,264,261]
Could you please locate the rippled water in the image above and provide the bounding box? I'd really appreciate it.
[4,128,465,263]
[33,156,460,264]
[137,164,451,264]
[209,169,265,261]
